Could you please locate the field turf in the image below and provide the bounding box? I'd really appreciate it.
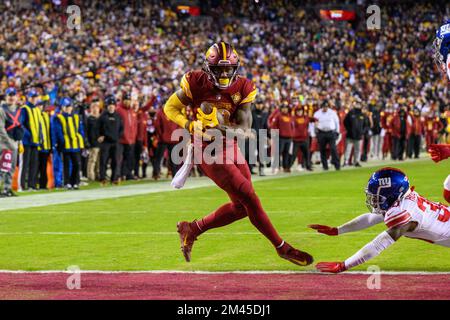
[0,159,449,272]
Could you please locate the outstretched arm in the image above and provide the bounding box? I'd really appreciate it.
[316,221,416,273]
[309,213,384,236]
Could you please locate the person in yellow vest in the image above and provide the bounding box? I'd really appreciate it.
[19,89,42,191]
[36,95,52,190]
[53,97,85,190]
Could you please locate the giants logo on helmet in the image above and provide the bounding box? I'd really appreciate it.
[378,177,391,187]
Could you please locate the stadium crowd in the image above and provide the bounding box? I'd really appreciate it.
[0,0,449,196]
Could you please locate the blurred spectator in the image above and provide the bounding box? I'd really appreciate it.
[142,108,158,179]
[36,97,51,190]
[153,107,180,180]
[370,103,382,160]
[392,105,412,161]
[343,100,365,167]
[98,95,123,185]
[291,106,313,171]
[0,87,23,197]
[251,98,269,176]
[53,98,85,190]
[134,103,151,179]
[20,90,41,191]
[424,111,444,149]
[86,100,101,181]
[270,101,294,172]
[408,108,424,159]
[117,93,138,181]
[360,106,372,162]
[314,101,340,171]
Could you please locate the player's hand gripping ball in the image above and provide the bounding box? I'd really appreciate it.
[197,102,230,127]
[197,102,220,128]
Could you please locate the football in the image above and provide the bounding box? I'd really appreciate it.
[199,102,230,125]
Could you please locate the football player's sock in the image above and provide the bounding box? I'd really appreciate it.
[192,202,247,236]
[235,180,283,248]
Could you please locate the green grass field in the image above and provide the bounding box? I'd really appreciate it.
[0,160,449,272]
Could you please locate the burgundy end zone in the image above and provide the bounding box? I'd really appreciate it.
[0,273,449,300]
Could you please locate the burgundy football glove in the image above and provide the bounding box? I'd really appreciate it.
[316,261,347,273]
[308,224,338,236]
[428,144,450,163]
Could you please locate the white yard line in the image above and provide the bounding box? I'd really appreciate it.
[0,270,448,275]
[0,157,429,212]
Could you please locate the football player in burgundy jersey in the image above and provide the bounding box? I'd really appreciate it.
[163,42,313,266]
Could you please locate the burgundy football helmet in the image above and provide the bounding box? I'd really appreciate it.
[203,41,240,89]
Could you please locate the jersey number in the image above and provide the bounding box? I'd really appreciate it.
[417,196,450,222]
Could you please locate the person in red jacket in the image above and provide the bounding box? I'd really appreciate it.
[270,101,294,172]
[116,93,138,180]
[380,106,394,160]
[134,105,149,178]
[407,108,424,159]
[391,105,412,161]
[153,107,180,180]
[291,106,312,171]
[424,112,444,149]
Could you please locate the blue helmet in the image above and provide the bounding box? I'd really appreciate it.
[365,167,410,214]
[433,19,450,77]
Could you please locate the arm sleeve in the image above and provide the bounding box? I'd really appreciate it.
[344,231,395,270]
[163,92,189,129]
[337,213,384,234]
[240,82,258,105]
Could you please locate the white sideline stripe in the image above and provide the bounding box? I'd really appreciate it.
[0,157,429,212]
[0,231,380,236]
[0,270,448,275]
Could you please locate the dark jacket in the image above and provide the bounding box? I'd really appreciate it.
[251,109,269,131]
[371,109,382,135]
[86,115,101,148]
[344,108,365,140]
[98,111,124,144]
